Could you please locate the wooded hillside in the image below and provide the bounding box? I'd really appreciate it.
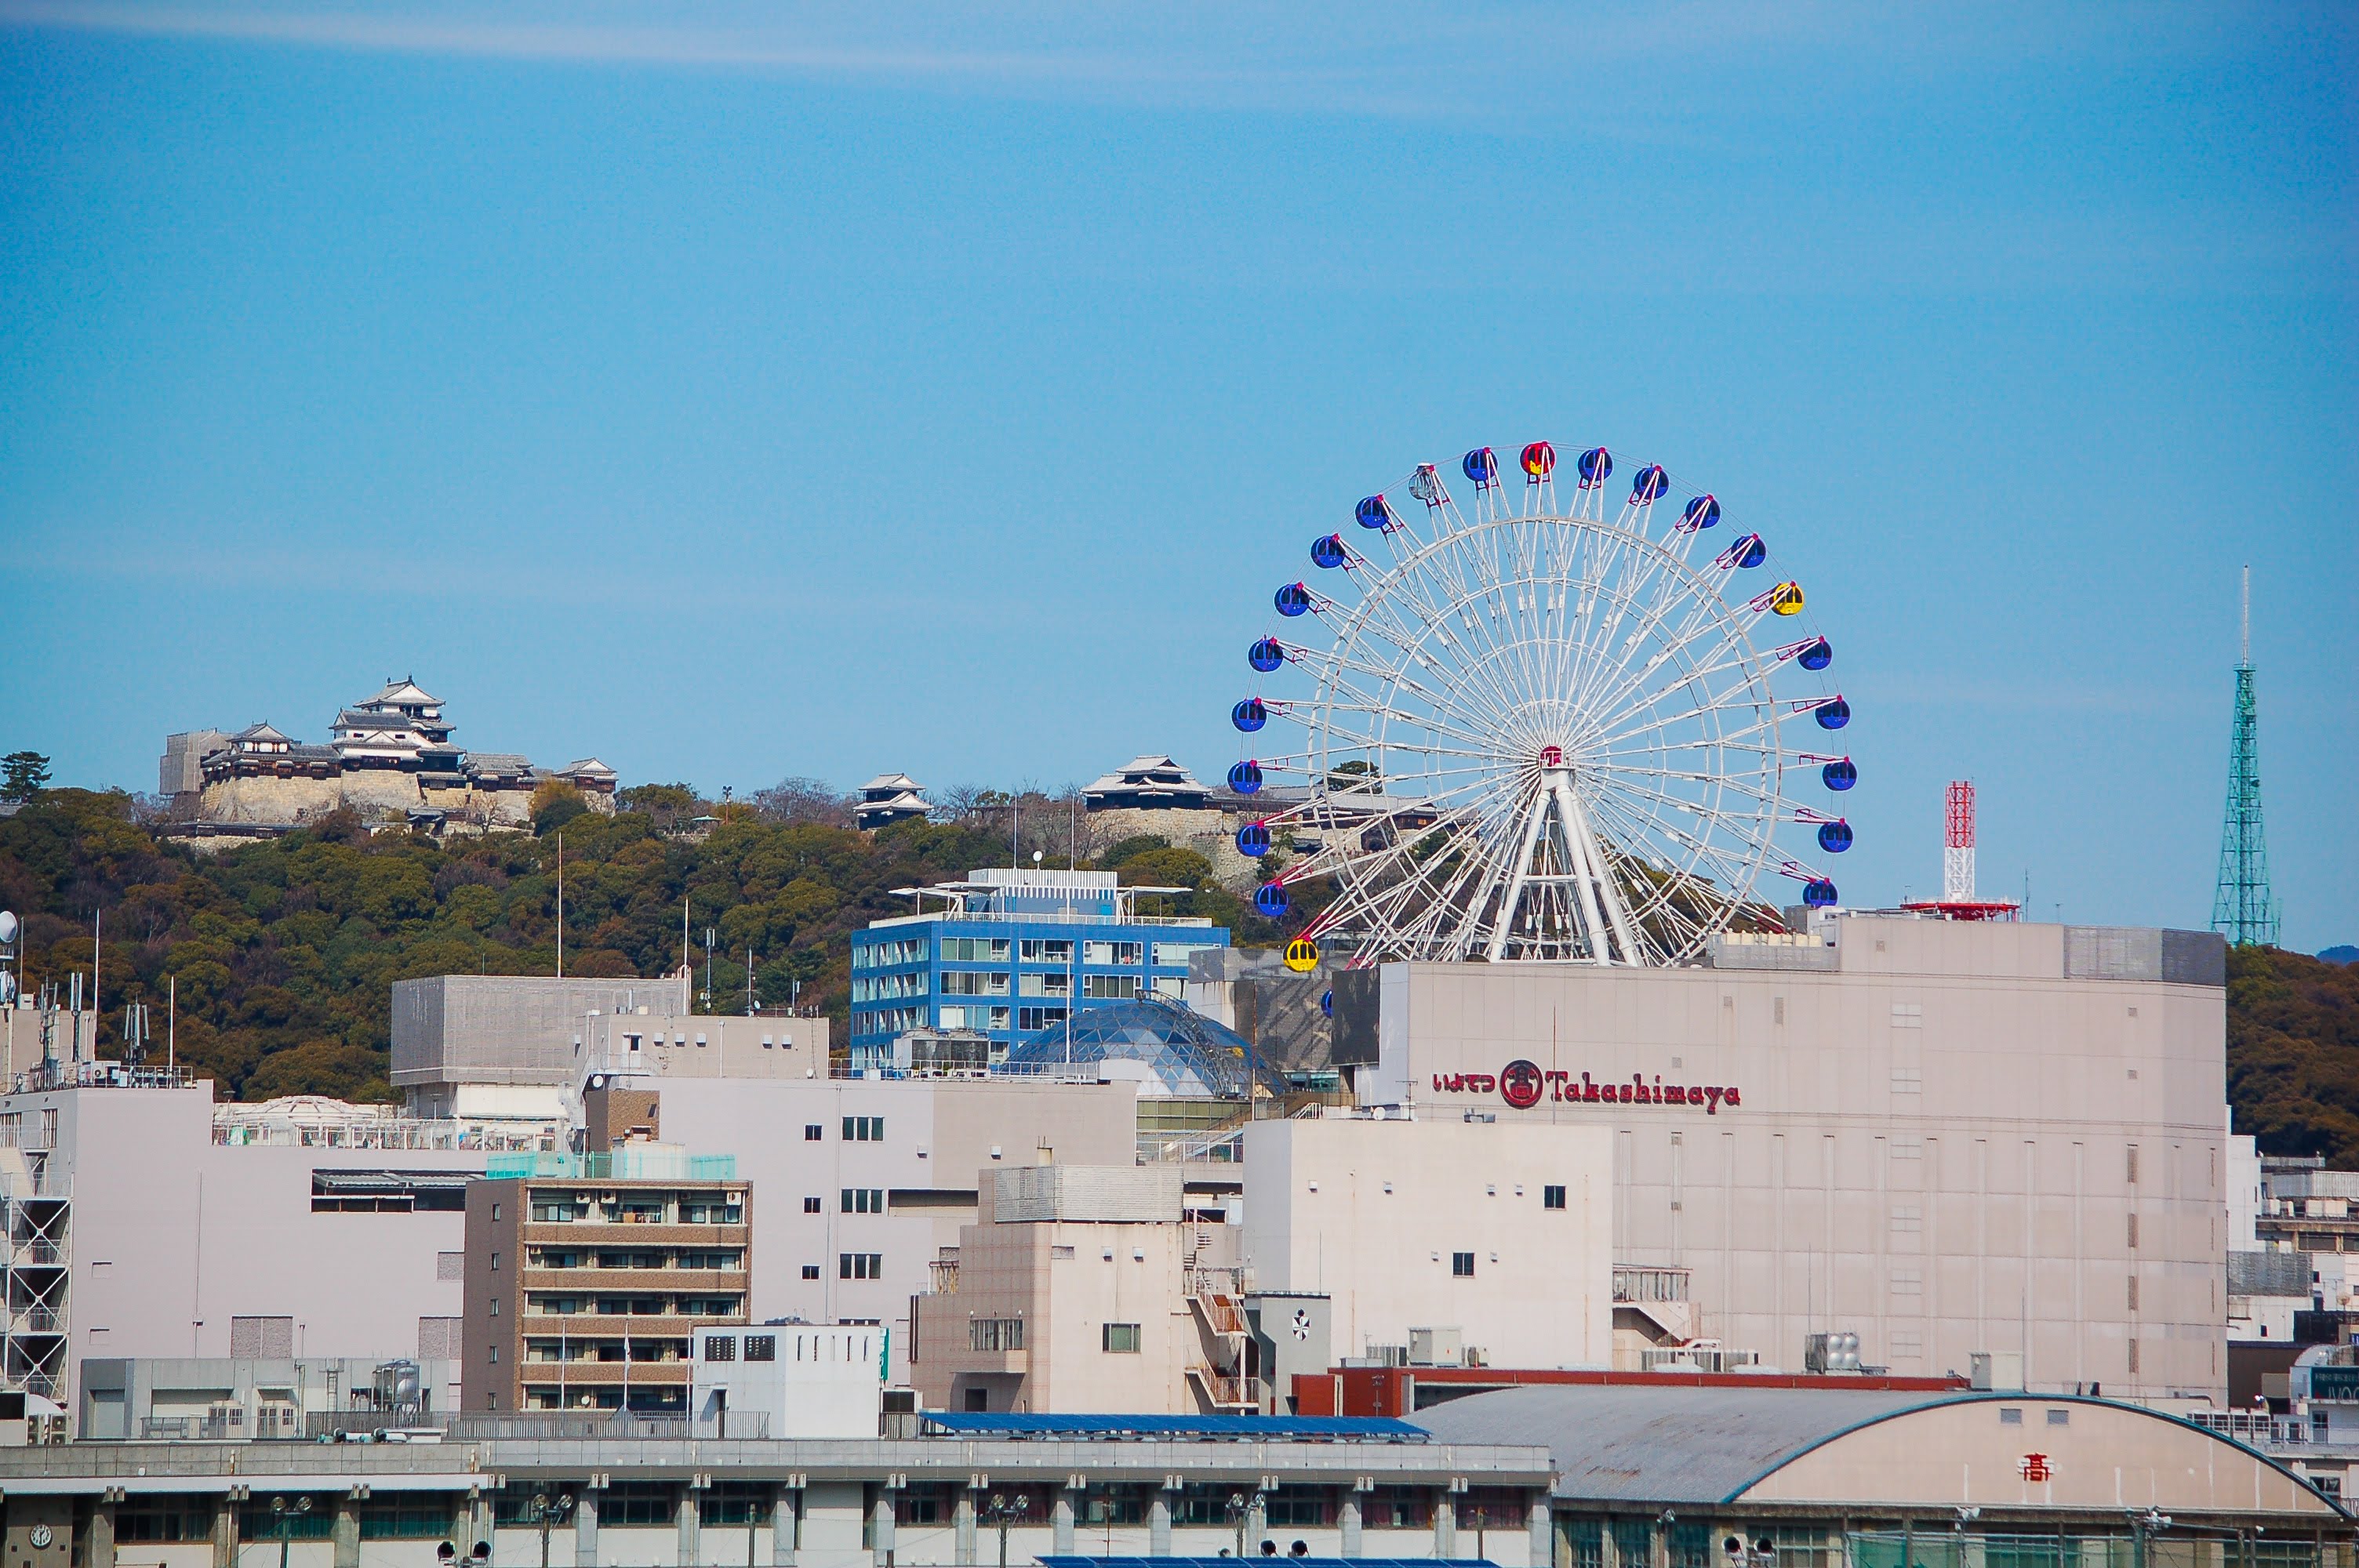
[2227,944,2359,1165]
[0,788,1294,1102]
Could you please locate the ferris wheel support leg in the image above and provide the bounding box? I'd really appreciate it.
[1543,768,1617,967]
[1485,780,1557,964]
[1560,778,1644,965]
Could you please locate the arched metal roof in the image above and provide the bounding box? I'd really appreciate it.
[1412,1386,2344,1516]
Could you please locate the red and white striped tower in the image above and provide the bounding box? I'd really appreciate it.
[1943,780,1976,902]
[1904,779,2019,920]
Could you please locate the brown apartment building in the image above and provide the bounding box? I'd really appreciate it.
[461,1152,751,1412]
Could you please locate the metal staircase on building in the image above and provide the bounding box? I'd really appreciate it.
[1183,1226,1256,1413]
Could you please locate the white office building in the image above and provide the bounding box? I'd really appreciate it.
[1331,913,2231,1399]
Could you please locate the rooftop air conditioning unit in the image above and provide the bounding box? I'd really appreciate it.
[1804,1331,1862,1374]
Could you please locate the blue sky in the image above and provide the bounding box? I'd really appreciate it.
[2,2,2352,949]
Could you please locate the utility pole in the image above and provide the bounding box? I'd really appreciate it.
[746,947,756,1016]
[703,928,716,1014]
[555,832,565,979]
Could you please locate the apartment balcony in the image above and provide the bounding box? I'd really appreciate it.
[522,1222,750,1249]
[9,1243,67,1269]
[518,1362,690,1387]
[518,1314,728,1340]
[10,1308,64,1336]
[519,1267,749,1294]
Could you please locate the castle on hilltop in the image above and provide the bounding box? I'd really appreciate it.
[161,676,616,837]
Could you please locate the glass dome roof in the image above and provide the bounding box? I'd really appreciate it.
[996,996,1276,1100]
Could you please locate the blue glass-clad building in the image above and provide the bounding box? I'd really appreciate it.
[846,869,1230,1071]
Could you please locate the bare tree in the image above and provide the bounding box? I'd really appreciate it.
[753,775,855,828]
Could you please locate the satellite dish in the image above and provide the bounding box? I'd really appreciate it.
[0,911,17,945]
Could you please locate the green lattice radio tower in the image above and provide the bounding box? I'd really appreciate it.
[2211,566,2280,947]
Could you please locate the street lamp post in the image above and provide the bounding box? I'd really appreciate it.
[980,1492,1031,1568]
[1224,1490,1266,1561]
[527,1492,575,1568]
[271,1495,312,1568]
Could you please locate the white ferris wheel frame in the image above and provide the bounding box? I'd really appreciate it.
[1241,453,1837,969]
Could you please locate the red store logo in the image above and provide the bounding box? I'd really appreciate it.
[1432,1064,1742,1114]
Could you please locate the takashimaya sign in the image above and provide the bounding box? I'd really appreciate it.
[1432,1058,1743,1114]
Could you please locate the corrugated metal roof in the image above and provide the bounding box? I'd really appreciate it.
[1411,1385,1944,1503]
[920,1413,1427,1442]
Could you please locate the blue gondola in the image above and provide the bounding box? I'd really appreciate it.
[1275,582,1311,616]
[1798,637,1833,671]
[1320,989,1332,1018]
[1682,495,1721,531]
[1821,757,1856,792]
[1814,697,1850,730]
[1721,533,1766,568]
[1236,821,1271,858]
[1249,637,1285,673]
[1817,820,1853,854]
[1311,533,1350,569]
[1579,446,1612,484]
[1463,448,1499,485]
[1630,464,1668,503]
[1803,878,1839,909]
[1232,699,1267,733]
[1228,760,1263,794]
[1254,882,1289,917]
[1356,495,1391,530]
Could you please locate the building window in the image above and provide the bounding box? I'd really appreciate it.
[843,1116,883,1142]
[604,1484,678,1527]
[1451,1252,1475,1278]
[2128,1338,2141,1374]
[970,1318,1026,1352]
[805,1123,823,1141]
[1999,1407,2023,1425]
[489,1298,500,1316]
[1020,939,1073,963]
[2047,1408,2070,1425]
[840,1253,881,1280]
[805,1196,822,1214]
[1083,940,1143,966]
[1264,1487,1331,1527]
[2127,1145,2139,1184]
[491,1252,500,1271]
[1543,1185,1566,1210]
[2128,1275,2139,1311]
[841,1188,884,1214]
[1018,1006,1068,1033]
[745,1335,776,1362]
[489,1345,498,1363]
[940,937,1012,962]
[706,1335,736,1362]
[491,1203,501,1221]
[1081,974,1139,1000]
[802,1265,821,1280]
[1102,1323,1141,1353]
[2128,1213,2139,1249]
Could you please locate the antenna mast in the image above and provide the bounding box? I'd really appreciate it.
[2212,565,2280,946]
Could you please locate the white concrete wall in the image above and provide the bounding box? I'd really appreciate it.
[27,1083,483,1414]
[1363,914,2229,1398]
[645,1077,1136,1376]
[1240,1116,1613,1370]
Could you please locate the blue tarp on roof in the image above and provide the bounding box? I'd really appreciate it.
[918,1413,1427,1442]
[1040,1560,1496,1568]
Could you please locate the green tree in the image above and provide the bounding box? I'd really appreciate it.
[0,751,52,801]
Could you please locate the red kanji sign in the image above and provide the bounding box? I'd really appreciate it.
[2019,1453,2052,1482]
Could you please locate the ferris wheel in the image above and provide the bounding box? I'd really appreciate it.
[1226,440,1856,967]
